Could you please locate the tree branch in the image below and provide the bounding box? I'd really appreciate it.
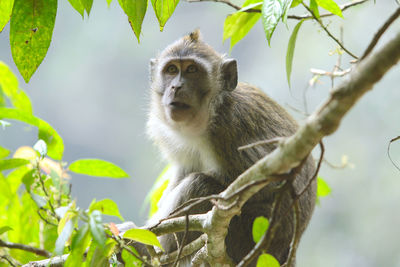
[186,0,369,19]
[360,7,400,60]
[22,255,68,267]
[204,30,400,264]
[302,3,358,59]
[0,239,51,258]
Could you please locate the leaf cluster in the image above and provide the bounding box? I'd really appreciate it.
[0,63,162,266]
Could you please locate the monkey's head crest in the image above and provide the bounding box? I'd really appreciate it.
[185,29,202,43]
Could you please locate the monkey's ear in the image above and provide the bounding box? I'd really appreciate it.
[221,59,238,91]
[150,58,157,81]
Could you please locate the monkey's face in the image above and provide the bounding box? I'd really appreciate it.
[155,58,213,129]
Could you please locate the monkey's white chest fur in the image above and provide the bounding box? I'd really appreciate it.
[148,115,221,176]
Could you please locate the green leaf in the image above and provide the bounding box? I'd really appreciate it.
[150,0,179,31]
[71,223,89,251]
[262,0,292,45]
[237,2,262,12]
[0,226,13,235]
[223,0,261,50]
[9,0,57,83]
[89,210,107,248]
[144,165,170,218]
[121,248,142,267]
[107,0,112,7]
[0,146,10,159]
[0,108,64,160]
[252,216,269,243]
[310,0,320,19]
[22,169,35,191]
[317,176,331,197]
[315,0,342,18]
[65,224,91,267]
[89,198,124,221]
[0,0,14,32]
[124,228,163,250]
[81,0,94,16]
[30,192,47,208]
[55,218,74,255]
[89,245,108,267]
[282,0,293,23]
[286,19,304,87]
[6,166,29,194]
[291,0,302,7]
[118,0,148,42]
[0,158,29,171]
[68,0,85,18]
[69,158,129,178]
[256,253,280,267]
[0,61,32,113]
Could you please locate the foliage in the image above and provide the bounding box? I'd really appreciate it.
[0,0,349,265]
[0,63,158,266]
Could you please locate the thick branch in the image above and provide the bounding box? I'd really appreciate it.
[22,255,68,267]
[160,234,207,265]
[0,239,51,258]
[205,31,400,264]
[147,214,208,236]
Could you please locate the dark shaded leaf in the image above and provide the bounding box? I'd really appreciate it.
[310,0,320,19]
[10,0,57,82]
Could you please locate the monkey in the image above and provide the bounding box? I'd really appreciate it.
[145,30,316,267]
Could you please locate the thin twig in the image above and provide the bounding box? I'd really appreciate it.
[0,255,18,267]
[172,214,189,267]
[302,3,358,59]
[288,0,369,20]
[284,200,301,267]
[0,239,52,258]
[35,161,57,220]
[186,0,368,19]
[238,137,284,151]
[387,136,400,172]
[361,7,400,60]
[310,68,351,78]
[160,234,207,265]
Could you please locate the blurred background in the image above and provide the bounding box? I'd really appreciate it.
[1,0,400,266]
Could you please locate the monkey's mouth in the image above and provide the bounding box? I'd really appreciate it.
[169,101,191,110]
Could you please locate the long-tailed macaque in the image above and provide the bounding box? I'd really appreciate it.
[146,30,316,266]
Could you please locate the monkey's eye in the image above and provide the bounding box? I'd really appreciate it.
[166,65,178,74]
[186,64,198,73]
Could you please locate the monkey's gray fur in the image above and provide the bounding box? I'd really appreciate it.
[146,30,316,266]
